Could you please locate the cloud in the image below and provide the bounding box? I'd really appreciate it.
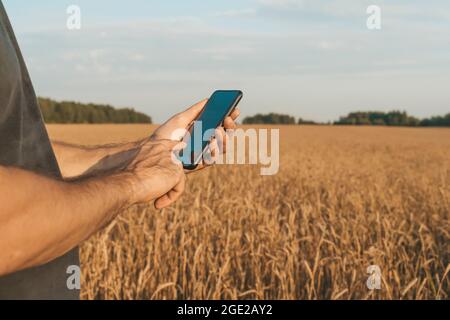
[129,53,146,62]
[192,45,255,61]
[211,8,257,18]
[256,0,450,25]
[257,0,366,18]
[258,0,305,10]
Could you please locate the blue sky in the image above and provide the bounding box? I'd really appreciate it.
[3,0,450,122]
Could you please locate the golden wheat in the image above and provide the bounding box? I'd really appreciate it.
[46,124,450,300]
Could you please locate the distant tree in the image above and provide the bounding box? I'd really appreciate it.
[297,118,318,125]
[38,97,152,124]
[243,113,296,125]
[334,110,422,127]
[420,113,450,127]
[372,118,386,126]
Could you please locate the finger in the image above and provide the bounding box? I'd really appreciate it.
[223,116,237,130]
[171,149,184,166]
[154,175,186,209]
[172,141,187,152]
[230,108,240,120]
[215,127,226,154]
[201,135,216,166]
[176,99,208,126]
[207,138,219,162]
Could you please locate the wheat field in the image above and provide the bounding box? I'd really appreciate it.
[46,124,450,300]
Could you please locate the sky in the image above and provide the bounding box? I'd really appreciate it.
[3,0,450,123]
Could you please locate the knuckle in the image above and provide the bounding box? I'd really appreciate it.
[155,144,168,153]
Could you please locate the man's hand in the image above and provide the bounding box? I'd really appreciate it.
[150,99,240,172]
[52,99,240,179]
[123,139,186,209]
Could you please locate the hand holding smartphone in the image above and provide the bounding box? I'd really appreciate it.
[179,90,243,170]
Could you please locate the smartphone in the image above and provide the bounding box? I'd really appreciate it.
[179,90,243,170]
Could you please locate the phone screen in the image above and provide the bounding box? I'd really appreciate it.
[180,90,243,169]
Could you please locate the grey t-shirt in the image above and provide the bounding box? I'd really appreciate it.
[0,1,79,299]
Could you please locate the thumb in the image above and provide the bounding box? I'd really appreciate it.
[177,99,208,126]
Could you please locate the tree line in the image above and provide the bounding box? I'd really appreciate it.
[243,111,450,127]
[242,113,296,125]
[334,111,450,127]
[38,97,152,124]
[38,98,449,127]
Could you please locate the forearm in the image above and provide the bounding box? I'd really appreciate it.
[52,139,144,179]
[0,166,132,276]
